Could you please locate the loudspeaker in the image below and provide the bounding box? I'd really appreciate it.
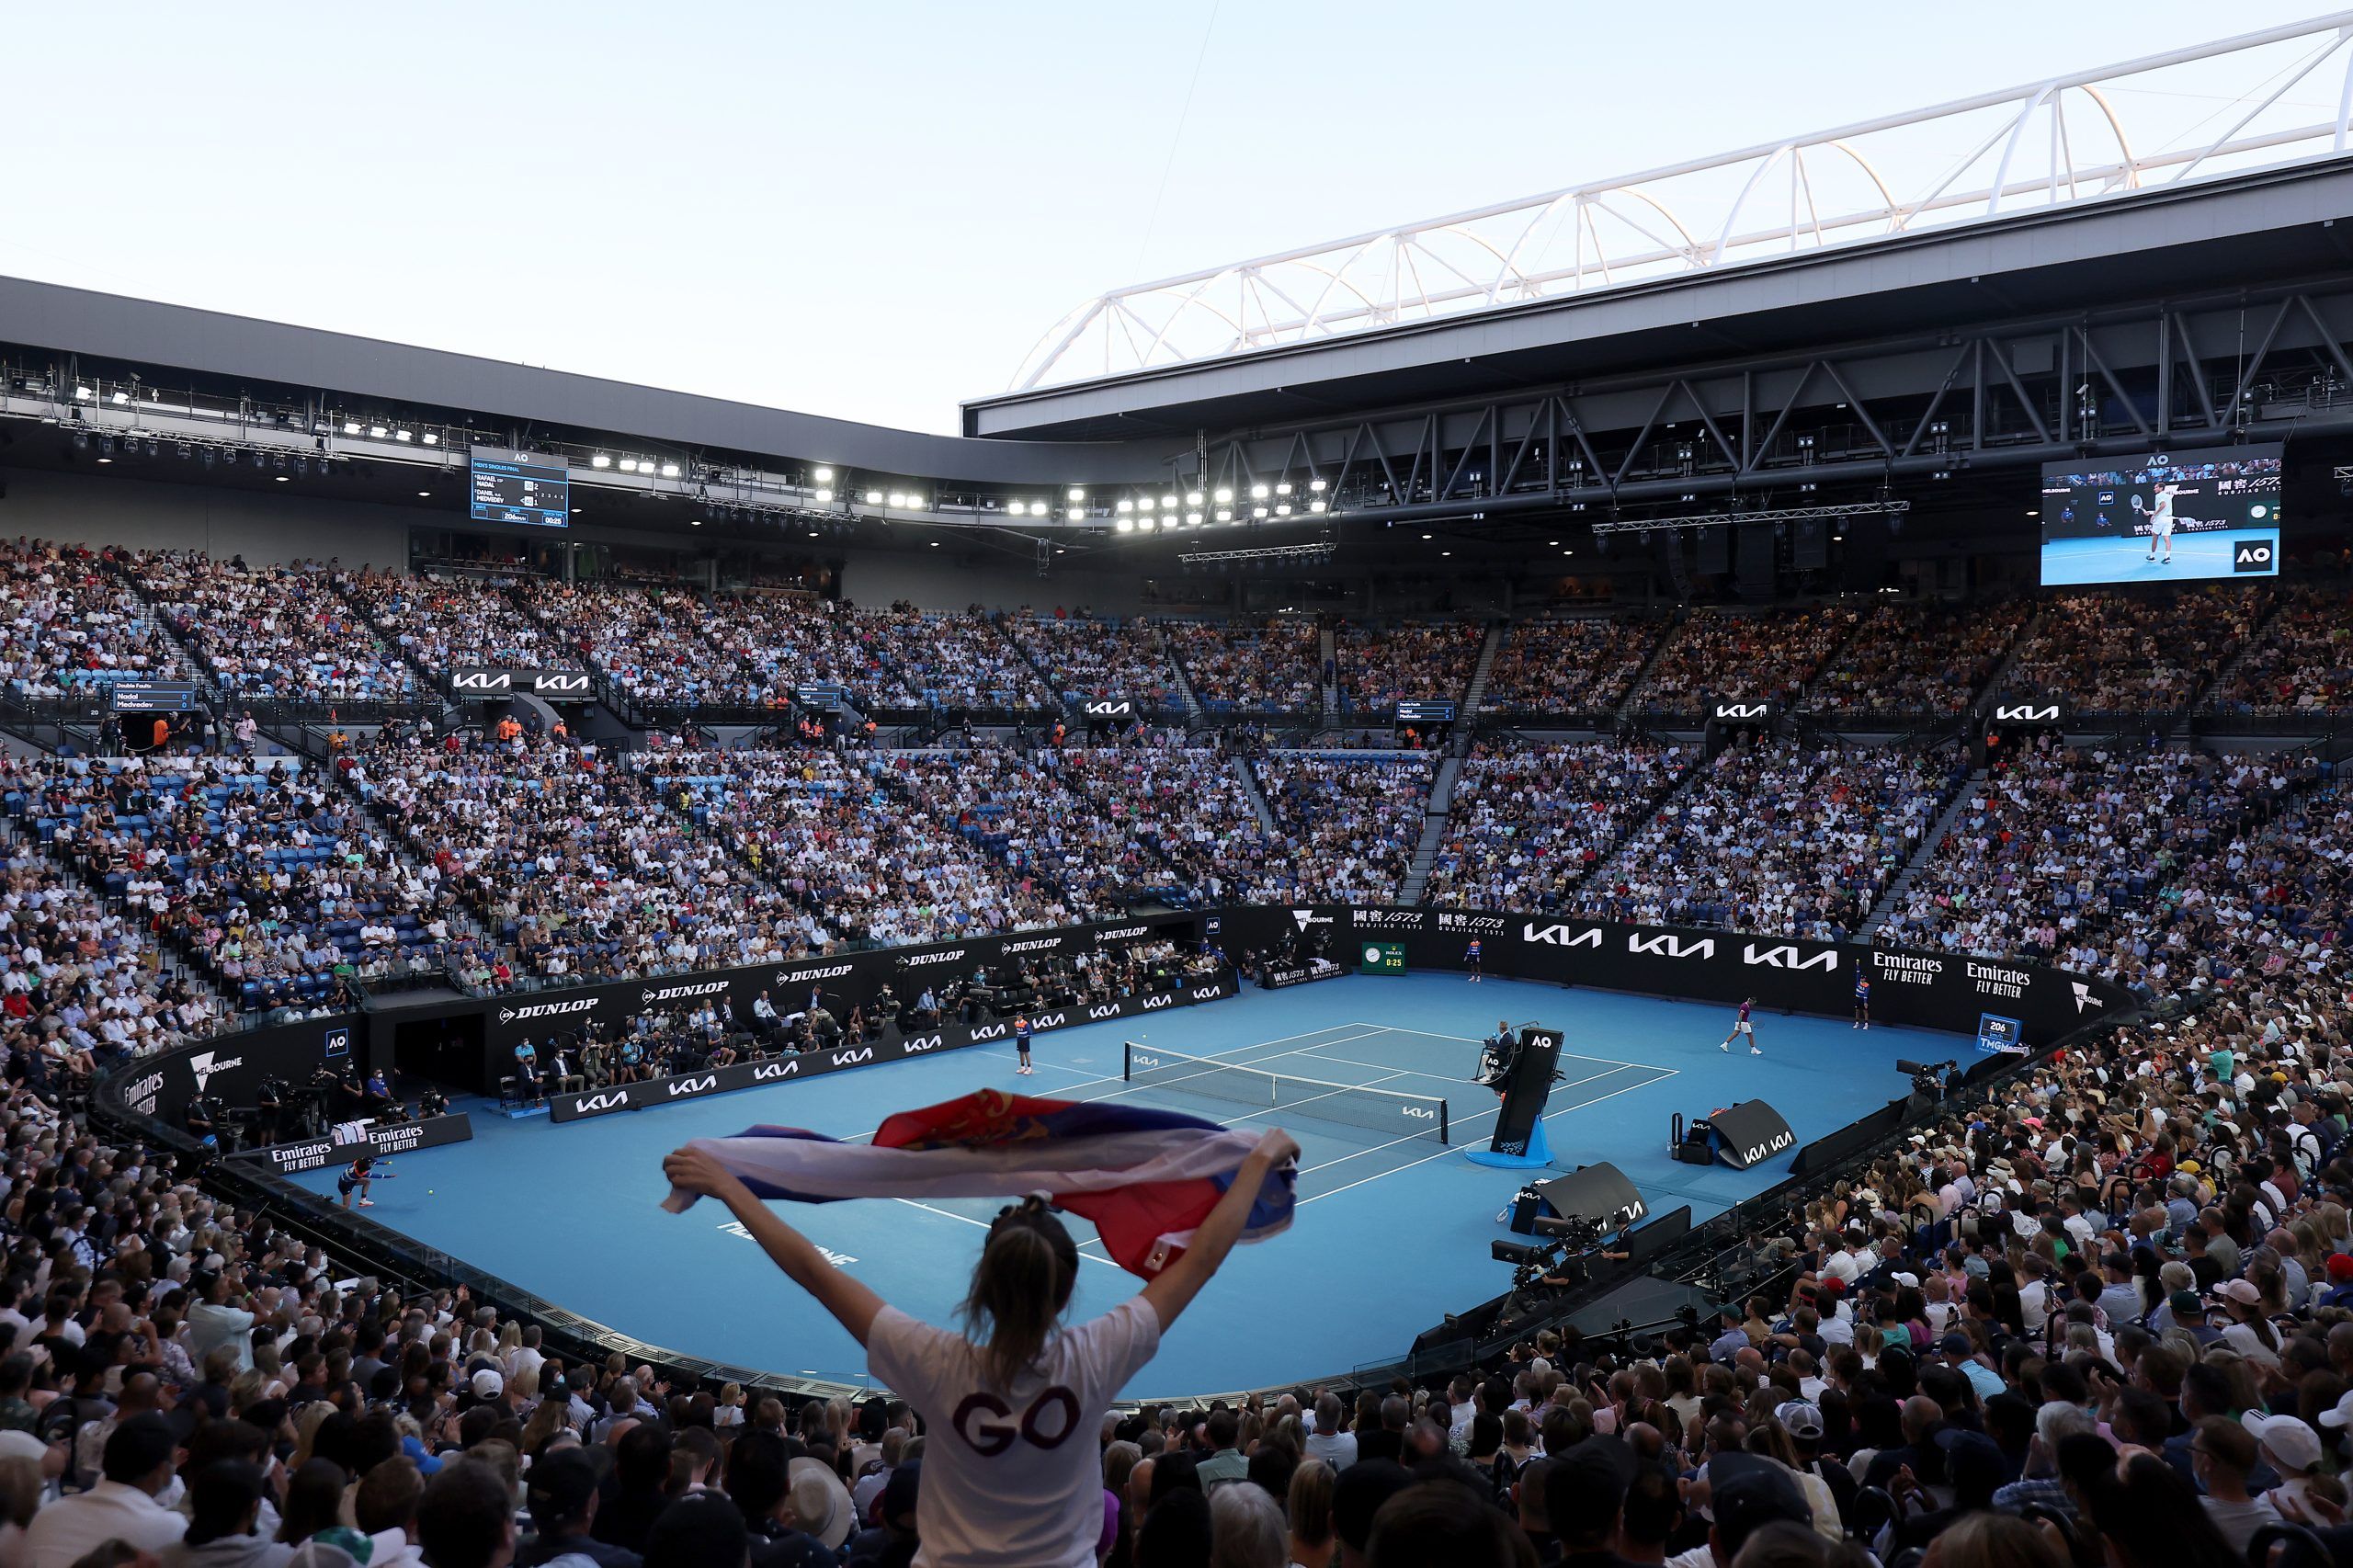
[1508,1162,1648,1235]
[1700,1099,1795,1170]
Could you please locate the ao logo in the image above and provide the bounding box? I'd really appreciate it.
[2235,541,2275,572]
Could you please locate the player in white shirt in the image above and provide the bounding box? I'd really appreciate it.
[664,1128,1298,1568]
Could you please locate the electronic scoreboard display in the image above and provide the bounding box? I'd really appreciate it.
[2039,442,2280,585]
[469,449,571,528]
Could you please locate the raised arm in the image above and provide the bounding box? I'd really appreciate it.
[663,1145,887,1346]
[1141,1128,1299,1331]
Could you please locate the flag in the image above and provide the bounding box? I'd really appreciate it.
[662,1088,1293,1278]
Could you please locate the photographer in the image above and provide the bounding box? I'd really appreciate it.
[183,1094,221,1149]
[253,1076,286,1145]
[417,1085,450,1119]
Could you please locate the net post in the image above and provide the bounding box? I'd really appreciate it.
[1122,1040,1137,1082]
[1439,1101,1449,1145]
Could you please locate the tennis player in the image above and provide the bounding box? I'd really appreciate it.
[1719,997,1760,1056]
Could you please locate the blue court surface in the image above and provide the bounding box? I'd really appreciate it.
[2038,527,2276,585]
[291,974,1952,1397]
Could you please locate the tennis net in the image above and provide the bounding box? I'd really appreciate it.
[1123,1041,1449,1144]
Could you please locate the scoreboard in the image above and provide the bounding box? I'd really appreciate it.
[469,449,571,528]
[1359,941,1406,975]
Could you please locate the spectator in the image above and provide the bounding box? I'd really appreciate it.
[23,1412,186,1566]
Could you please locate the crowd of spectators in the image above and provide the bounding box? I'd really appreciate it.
[1051,745,1277,906]
[2207,585,2353,716]
[5,755,465,1012]
[1424,741,1690,912]
[352,727,797,983]
[1335,622,1483,714]
[855,608,1051,710]
[335,570,570,676]
[2008,589,2274,714]
[1803,602,2034,716]
[1249,756,1432,904]
[0,541,187,706]
[631,746,1082,949]
[1874,743,2311,976]
[1478,618,1667,713]
[1002,615,1182,708]
[1632,607,1862,712]
[1577,741,1963,938]
[135,553,422,708]
[1165,620,1321,713]
[700,594,922,710]
[511,580,745,710]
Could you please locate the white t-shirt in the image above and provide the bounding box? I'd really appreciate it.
[866,1297,1161,1568]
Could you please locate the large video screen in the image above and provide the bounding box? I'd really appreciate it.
[2039,443,2280,585]
[469,449,571,529]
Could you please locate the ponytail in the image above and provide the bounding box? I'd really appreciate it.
[961,1197,1077,1389]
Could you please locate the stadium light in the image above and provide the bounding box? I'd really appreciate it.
[660,462,681,479]
[1006,501,1027,516]
[110,390,129,406]
[1187,490,1204,506]
[73,386,93,402]
[1116,499,1133,514]
[906,494,926,508]
[1162,493,1179,509]
[887,492,906,506]
[1116,517,1135,533]
[1216,508,1233,523]
[394,429,413,442]
[814,466,835,483]
[342,421,360,435]
[814,488,833,503]
[1309,478,1327,493]
[864,490,882,504]
[593,454,613,469]
[422,432,439,446]
[1139,497,1156,511]
[368,426,388,438]
[1187,511,1204,526]
[620,459,640,473]
[1139,517,1156,532]
[1275,482,1292,495]
[1213,487,1233,504]
[1253,506,1269,518]
[1308,500,1326,514]
[1250,483,1270,500]
[1067,486,1086,501]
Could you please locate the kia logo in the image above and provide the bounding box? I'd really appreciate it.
[1992,705,2060,722]
[1082,700,1133,717]
[830,1047,875,1068]
[530,673,590,693]
[667,1076,718,1096]
[1711,702,1768,720]
[1523,923,1601,947]
[1627,933,1714,959]
[451,672,512,692]
[753,1061,799,1081]
[1402,1106,1436,1120]
[971,1025,1007,1040]
[1140,994,1174,1010]
[1087,1004,1121,1020]
[574,1093,629,1113]
[1742,943,1836,971]
[901,1035,943,1053]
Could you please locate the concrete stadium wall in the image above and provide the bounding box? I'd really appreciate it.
[0,467,411,568]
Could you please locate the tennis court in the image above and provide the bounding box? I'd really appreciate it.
[284,972,1951,1394]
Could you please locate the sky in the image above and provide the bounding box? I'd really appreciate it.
[6,2,2343,436]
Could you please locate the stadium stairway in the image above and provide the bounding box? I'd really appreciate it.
[2182,591,2290,730]
[1234,756,1281,835]
[1159,626,1208,729]
[1319,624,1339,727]
[1973,605,2044,701]
[1455,622,1505,755]
[1856,767,1985,941]
[0,803,233,1018]
[1613,608,1687,722]
[1398,754,1463,904]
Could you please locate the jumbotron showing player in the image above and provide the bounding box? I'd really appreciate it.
[2131,483,2198,565]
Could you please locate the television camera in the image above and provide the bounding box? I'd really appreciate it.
[1491,1211,1609,1289]
[1898,1058,1962,1102]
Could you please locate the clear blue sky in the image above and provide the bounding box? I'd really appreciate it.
[6,2,2338,434]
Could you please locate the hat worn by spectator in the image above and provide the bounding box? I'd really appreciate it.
[2245,1413,2324,1473]
[643,1492,750,1568]
[1708,1452,1813,1554]
[2168,1290,2206,1318]
[1775,1402,1825,1441]
[2318,1392,2353,1433]
[470,1368,503,1400]
[2213,1278,2263,1306]
[527,1446,600,1528]
[1890,1272,1921,1289]
[1937,1333,1973,1357]
[787,1455,856,1551]
[2327,1255,2353,1284]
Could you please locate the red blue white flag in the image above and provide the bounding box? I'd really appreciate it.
[661,1088,1294,1278]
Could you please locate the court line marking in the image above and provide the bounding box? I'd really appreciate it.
[1295,1067,1679,1206]
[1291,1062,1643,1175]
[890,1198,1127,1269]
[1345,1023,1656,1072]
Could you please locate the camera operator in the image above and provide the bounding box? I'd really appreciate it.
[184,1093,221,1149]
[417,1085,450,1120]
[253,1077,286,1146]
